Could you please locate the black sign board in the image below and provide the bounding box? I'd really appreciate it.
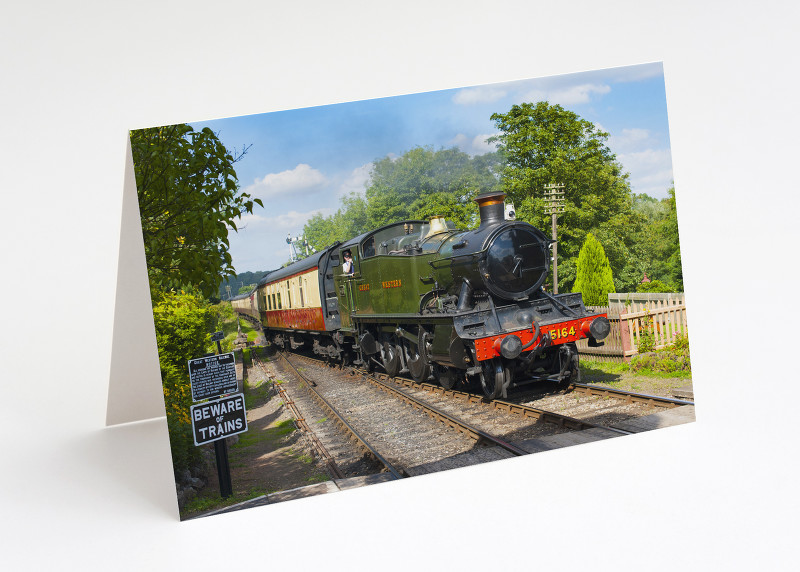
[188,353,237,401]
[190,393,248,446]
[210,331,224,342]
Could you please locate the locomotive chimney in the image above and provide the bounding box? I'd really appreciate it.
[474,191,507,228]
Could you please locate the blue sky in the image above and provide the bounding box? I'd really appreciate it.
[191,62,673,274]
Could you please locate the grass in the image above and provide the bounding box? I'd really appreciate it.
[581,359,692,381]
[232,419,295,449]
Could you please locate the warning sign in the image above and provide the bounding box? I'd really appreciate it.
[190,393,248,446]
[188,353,238,402]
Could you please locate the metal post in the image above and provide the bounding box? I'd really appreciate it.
[214,439,233,498]
[213,337,232,498]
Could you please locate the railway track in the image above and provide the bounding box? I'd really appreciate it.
[258,348,693,482]
[275,352,530,476]
[252,354,401,480]
[288,353,684,437]
[288,353,638,441]
[568,382,694,408]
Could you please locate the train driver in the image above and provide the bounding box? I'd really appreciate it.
[342,250,354,276]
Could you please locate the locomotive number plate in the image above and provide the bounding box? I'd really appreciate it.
[547,325,576,341]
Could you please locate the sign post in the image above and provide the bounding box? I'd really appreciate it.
[188,337,247,499]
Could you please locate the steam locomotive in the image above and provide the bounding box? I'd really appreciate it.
[232,191,610,398]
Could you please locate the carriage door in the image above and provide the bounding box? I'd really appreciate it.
[322,251,342,330]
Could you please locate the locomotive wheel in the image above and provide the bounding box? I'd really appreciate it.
[358,349,373,372]
[434,364,461,390]
[408,353,430,382]
[479,358,512,399]
[407,330,432,383]
[381,342,401,378]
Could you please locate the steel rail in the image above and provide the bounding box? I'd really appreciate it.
[289,353,633,437]
[293,353,629,445]
[278,353,404,480]
[368,371,632,435]
[568,382,695,408]
[251,355,346,480]
[362,373,530,456]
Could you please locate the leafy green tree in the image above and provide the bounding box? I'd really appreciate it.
[151,290,214,473]
[365,146,502,229]
[623,187,683,291]
[650,186,683,290]
[304,192,370,250]
[131,124,263,298]
[636,279,673,293]
[304,147,502,250]
[490,102,639,292]
[573,233,616,306]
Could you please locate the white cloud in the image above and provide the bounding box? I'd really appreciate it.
[235,207,335,232]
[336,163,372,197]
[449,132,499,156]
[609,128,655,154]
[618,148,674,197]
[243,164,328,201]
[453,86,507,105]
[522,83,611,106]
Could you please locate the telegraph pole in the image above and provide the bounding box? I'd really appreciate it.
[543,183,565,294]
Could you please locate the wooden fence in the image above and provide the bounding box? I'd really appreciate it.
[576,295,688,362]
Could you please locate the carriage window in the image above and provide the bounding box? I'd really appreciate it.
[300,280,305,307]
[286,281,292,308]
[267,294,272,310]
[277,293,281,309]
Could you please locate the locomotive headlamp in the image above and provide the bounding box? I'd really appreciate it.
[494,334,523,359]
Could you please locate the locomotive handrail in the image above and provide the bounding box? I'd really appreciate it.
[427,248,488,269]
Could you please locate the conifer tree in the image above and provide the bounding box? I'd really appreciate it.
[573,233,616,306]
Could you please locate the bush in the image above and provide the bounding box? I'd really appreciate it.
[152,290,215,473]
[630,332,691,374]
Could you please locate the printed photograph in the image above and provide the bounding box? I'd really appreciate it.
[130,62,694,520]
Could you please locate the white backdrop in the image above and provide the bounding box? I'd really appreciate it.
[2,1,798,570]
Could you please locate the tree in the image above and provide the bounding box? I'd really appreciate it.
[573,233,616,306]
[131,124,262,298]
[303,192,370,251]
[303,146,503,250]
[151,290,214,473]
[365,146,502,229]
[490,102,638,292]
